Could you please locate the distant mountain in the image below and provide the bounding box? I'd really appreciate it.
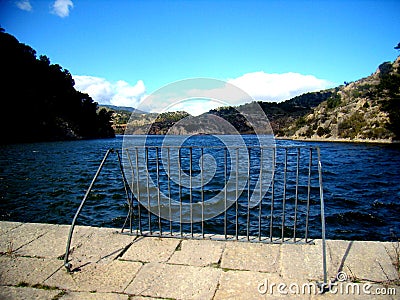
[118,91,332,136]
[279,56,400,142]
[115,91,335,136]
[124,111,191,135]
[0,28,114,143]
[99,104,146,113]
[208,91,334,134]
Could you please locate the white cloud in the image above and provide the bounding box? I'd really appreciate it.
[227,71,333,102]
[51,0,73,18]
[73,75,147,108]
[15,0,32,11]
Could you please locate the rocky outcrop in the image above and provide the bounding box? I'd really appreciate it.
[279,56,400,142]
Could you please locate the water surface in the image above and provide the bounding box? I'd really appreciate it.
[0,136,399,241]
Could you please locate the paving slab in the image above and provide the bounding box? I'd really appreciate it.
[0,285,61,300]
[382,241,400,276]
[0,221,23,236]
[124,262,221,299]
[59,291,129,299]
[15,224,93,259]
[215,270,314,299]
[168,239,225,267]
[0,256,62,286]
[120,236,180,263]
[1,222,399,299]
[44,260,142,293]
[67,227,136,266]
[280,241,327,281]
[0,223,57,254]
[220,241,280,273]
[128,297,166,300]
[327,240,398,282]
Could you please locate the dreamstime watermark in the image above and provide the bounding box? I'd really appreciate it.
[122,78,275,223]
[257,272,397,296]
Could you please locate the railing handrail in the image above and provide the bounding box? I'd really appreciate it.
[63,145,327,287]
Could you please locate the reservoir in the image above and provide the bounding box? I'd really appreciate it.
[0,135,399,241]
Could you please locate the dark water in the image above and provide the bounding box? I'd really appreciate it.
[0,135,399,241]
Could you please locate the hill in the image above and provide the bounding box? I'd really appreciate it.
[115,91,332,135]
[102,55,399,143]
[279,56,400,142]
[208,90,334,134]
[114,91,336,136]
[99,106,189,135]
[124,111,191,135]
[0,29,114,143]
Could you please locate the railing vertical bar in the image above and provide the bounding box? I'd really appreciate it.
[178,147,182,237]
[190,147,193,237]
[135,147,142,235]
[201,148,204,238]
[235,147,239,240]
[167,147,172,235]
[124,149,135,234]
[145,147,152,234]
[224,148,228,239]
[305,148,312,242]
[246,148,251,241]
[155,147,162,236]
[293,148,300,242]
[317,147,327,286]
[258,148,263,241]
[269,147,276,242]
[116,149,133,234]
[281,147,288,242]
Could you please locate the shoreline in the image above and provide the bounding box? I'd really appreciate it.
[275,136,400,145]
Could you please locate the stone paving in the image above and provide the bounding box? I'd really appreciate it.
[0,221,398,299]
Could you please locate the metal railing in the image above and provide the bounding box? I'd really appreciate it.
[63,145,327,285]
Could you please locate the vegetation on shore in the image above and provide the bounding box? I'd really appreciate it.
[280,56,400,142]
[114,55,400,143]
[0,28,114,144]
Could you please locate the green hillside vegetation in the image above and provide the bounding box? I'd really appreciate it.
[280,56,400,141]
[0,29,114,143]
[99,105,134,134]
[100,106,190,135]
[102,44,399,143]
[122,111,190,135]
[115,92,332,135]
[202,91,332,134]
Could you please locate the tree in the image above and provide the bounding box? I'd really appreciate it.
[39,55,50,66]
[395,42,400,51]
[0,29,115,143]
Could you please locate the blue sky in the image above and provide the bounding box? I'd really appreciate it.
[1,0,400,114]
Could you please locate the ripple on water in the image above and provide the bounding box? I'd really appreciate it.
[0,136,399,241]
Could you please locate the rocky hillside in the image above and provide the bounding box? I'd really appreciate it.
[123,111,190,135]
[279,56,400,142]
[117,92,332,136]
[111,57,400,142]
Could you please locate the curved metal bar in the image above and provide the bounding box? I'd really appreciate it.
[63,149,113,271]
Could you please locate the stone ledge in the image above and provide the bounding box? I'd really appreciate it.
[0,222,398,299]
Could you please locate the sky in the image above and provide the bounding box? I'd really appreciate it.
[1,0,400,115]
